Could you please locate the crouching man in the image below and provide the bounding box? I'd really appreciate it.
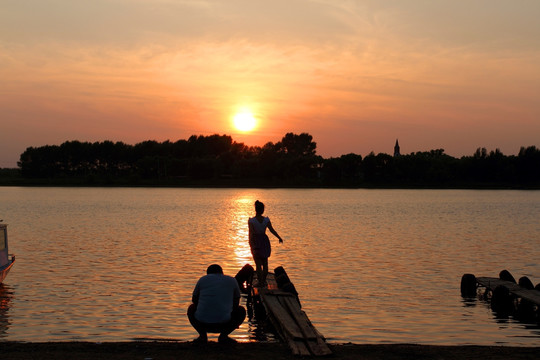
[187,264,246,344]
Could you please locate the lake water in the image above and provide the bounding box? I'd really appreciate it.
[0,187,539,345]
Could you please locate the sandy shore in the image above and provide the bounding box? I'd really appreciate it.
[1,341,539,360]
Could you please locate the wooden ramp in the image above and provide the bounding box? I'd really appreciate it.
[252,272,332,356]
[476,277,540,305]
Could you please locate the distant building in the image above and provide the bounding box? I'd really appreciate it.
[394,139,400,157]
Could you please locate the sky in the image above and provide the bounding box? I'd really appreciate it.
[1,0,540,167]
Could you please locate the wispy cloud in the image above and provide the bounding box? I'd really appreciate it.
[1,1,540,166]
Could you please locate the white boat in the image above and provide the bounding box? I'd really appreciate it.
[0,223,15,283]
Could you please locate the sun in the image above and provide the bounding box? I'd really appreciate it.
[233,111,257,132]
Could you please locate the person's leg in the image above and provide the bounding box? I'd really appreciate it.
[187,304,208,342]
[232,305,247,329]
[218,305,247,343]
[261,257,269,286]
[253,256,263,286]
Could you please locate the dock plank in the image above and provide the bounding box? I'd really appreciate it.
[261,292,305,339]
[280,296,332,355]
[289,340,311,356]
[306,338,333,357]
[267,296,331,355]
[476,277,540,305]
[252,270,332,356]
[281,296,318,339]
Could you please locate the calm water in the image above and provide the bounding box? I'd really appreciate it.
[0,187,539,345]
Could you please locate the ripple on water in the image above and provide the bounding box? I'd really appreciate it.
[0,188,539,345]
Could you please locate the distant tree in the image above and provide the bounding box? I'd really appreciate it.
[275,133,321,182]
[276,133,317,157]
[362,152,394,184]
[516,146,540,184]
[19,146,53,177]
[256,142,279,178]
[321,153,363,185]
[398,149,457,185]
[16,132,540,188]
[186,134,233,157]
[459,147,515,185]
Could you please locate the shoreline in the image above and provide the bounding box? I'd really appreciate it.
[1,182,539,190]
[1,341,539,360]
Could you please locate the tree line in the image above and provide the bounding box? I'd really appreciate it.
[11,133,540,188]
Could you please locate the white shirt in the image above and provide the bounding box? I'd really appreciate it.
[249,216,270,234]
[193,273,241,323]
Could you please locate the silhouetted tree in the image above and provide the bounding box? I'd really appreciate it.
[516,146,540,184]
[362,152,394,184]
[321,153,363,185]
[15,134,540,188]
[276,133,317,157]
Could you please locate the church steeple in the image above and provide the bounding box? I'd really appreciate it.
[394,139,400,157]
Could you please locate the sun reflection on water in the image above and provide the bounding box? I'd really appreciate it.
[220,194,260,343]
[225,195,255,270]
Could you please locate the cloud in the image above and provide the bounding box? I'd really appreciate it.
[1,0,540,167]
[0,0,361,48]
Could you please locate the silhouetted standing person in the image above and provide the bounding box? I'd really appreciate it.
[187,264,246,344]
[248,200,283,287]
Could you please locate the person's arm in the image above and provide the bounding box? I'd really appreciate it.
[248,219,253,242]
[267,220,283,243]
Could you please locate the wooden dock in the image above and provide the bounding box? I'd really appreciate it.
[476,277,540,306]
[460,271,540,323]
[250,270,332,356]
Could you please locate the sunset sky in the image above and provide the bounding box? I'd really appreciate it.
[1,1,540,167]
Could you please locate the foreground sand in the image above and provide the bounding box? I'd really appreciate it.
[1,341,539,360]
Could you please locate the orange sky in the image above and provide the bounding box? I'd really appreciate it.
[1,1,540,167]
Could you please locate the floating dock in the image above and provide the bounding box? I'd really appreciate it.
[460,271,540,321]
[247,267,332,356]
[475,277,540,306]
